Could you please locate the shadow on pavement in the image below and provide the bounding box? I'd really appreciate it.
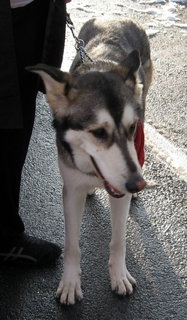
[0,193,185,320]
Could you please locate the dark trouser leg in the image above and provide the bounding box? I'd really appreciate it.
[0,130,26,237]
[0,0,50,239]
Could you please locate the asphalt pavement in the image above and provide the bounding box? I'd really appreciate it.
[0,1,186,319]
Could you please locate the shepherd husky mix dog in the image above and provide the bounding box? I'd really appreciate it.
[28,18,152,305]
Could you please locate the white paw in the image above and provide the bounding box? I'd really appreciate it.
[109,263,136,295]
[56,269,83,305]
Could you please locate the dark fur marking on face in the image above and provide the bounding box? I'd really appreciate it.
[116,136,137,173]
[61,141,74,160]
[97,72,125,126]
[54,119,75,165]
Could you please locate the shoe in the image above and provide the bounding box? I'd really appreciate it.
[0,233,62,266]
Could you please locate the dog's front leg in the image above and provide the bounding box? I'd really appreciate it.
[109,194,136,295]
[56,184,86,305]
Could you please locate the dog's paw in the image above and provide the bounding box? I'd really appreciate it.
[109,263,136,295]
[56,270,83,305]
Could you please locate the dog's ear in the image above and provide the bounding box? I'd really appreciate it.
[120,50,143,103]
[26,64,78,117]
[119,50,141,87]
[123,50,140,73]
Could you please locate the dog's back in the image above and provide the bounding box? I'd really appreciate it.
[70,18,152,99]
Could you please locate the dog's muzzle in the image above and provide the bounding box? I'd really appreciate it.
[90,156,146,198]
[90,156,125,198]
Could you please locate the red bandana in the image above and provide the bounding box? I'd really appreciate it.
[134,120,145,167]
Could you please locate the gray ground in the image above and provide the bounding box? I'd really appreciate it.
[0,1,186,320]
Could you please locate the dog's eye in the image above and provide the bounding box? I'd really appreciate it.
[90,128,108,140]
[129,122,137,136]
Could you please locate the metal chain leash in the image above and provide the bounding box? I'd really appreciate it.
[66,13,95,65]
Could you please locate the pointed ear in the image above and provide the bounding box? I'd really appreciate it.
[26,64,78,117]
[121,50,141,86]
[121,51,143,104]
[123,50,140,72]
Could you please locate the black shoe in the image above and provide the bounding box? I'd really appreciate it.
[0,233,62,266]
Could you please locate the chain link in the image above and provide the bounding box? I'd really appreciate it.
[66,13,95,65]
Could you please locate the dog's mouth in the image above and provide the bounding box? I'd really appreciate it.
[90,156,125,198]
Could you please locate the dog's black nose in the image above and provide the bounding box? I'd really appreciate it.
[125,175,146,193]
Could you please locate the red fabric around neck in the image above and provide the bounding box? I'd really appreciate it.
[134,120,145,167]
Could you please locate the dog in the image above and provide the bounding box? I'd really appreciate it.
[28,18,152,305]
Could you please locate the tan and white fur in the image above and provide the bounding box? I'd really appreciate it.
[28,18,152,305]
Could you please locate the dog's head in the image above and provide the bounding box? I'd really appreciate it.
[27,50,146,198]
